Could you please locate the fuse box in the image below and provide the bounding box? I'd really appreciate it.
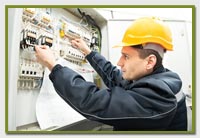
[8,8,107,131]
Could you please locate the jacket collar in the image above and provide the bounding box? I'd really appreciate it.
[152,65,165,75]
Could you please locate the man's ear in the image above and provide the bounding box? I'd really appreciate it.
[146,54,157,70]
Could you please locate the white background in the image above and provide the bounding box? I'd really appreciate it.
[1,0,199,138]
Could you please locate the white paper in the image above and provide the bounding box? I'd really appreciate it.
[36,58,93,130]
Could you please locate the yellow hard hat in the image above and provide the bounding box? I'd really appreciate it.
[114,17,173,50]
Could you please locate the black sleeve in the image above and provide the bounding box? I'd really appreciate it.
[86,51,127,88]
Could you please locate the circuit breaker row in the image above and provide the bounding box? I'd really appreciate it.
[19,58,44,78]
[20,26,53,50]
[18,77,43,90]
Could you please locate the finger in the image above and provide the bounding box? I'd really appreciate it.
[71,40,78,47]
[73,38,80,42]
[35,45,49,51]
[34,45,40,52]
[71,39,78,43]
[40,45,49,49]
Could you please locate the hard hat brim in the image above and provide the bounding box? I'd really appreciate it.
[112,42,133,48]
[113,37,173,51]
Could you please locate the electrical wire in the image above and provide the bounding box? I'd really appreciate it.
[77,8,102,51]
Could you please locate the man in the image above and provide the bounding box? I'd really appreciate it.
[35,17,187,130]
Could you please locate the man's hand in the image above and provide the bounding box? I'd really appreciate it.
[35,45,56,71]
[71,38,91,56]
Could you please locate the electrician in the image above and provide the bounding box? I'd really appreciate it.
[35,17,187,130]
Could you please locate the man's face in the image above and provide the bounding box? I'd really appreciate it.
[117,47,148,81]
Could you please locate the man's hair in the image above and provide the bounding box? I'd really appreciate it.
[131,45,163,70]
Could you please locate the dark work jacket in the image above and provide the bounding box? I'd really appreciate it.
[49,51,187,131]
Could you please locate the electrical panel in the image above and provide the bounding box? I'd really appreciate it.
[8,8,104,131]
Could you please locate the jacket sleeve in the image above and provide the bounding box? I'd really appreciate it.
[86,51,127,88]
[49,64,177,128]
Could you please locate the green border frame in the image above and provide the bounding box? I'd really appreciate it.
[5,5,196,134]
